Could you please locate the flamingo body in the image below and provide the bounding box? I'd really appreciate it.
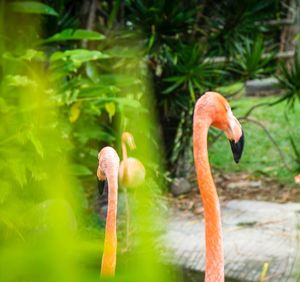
[119,132,145,188]
[119,158,145,188]
[118,132,146,252]
[193,92,244,282]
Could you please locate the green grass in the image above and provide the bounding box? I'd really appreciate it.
[209,95,300,184]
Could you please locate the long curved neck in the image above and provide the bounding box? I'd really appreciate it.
[122,141,130,181]
[193,108,224,282]
[122,141,128,163]
[101,170,118,277]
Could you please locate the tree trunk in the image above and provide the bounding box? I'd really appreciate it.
[279,0,298,66]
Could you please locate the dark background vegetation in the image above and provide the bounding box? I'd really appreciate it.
[1,0,300,281]
[1,0,300,204]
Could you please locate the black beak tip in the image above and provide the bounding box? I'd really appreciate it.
[97,179,107,195]
[229,130,244,164]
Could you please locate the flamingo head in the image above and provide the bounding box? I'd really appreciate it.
[197,92,244,163]
[97,148,108,195]
[97,147,120,194]
[122,132,136,150]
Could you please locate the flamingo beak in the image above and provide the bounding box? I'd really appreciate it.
[97,179,108,195]
[229,129,244,163]
[225,111,244,163]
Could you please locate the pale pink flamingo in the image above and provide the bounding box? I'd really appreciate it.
[97,146,120,277]
[119,132,145,251]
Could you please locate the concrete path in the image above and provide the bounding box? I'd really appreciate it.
[161,200,300,282]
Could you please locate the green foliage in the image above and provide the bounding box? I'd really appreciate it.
[163,44,222,101]
[51,49,110,66]
[0,0,152,210]
[0,50,102,281]
[0,2,171,281]
[206,0,276,56]
[231,36,274,80]
[277,53,300,108]
[45,36,149,184]
[1,0,299,280]
[125,0,197,50]
[0,0,290,180]
[290,135,300,171]
[121,0,284,174]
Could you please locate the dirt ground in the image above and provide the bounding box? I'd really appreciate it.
[170,171,300,216]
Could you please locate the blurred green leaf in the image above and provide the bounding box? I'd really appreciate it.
[108,97,142,109]
[0,181,10,204]
[162,78,185,94]
[27,131,44,158]
[44,29,105,43]
[74,125,115,144]
[5,75,37,88]
[0,98,11,114]
[188,80,195,101]
[85,62,99,83]
[3,49,46,62]
[51,50,109,66]
[10,1,58,16]
[7,159,27,187]
[69,102,81,123]
[148,33,156,51]
[71,164,93,176]
[105,102,116,122]
[216,82,244,96]
[79,85,120,97]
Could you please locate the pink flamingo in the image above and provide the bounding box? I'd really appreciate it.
[193,92,244,282]
[119,132,145,188]
[97,146,120,277]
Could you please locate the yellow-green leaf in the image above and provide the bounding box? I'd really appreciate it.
[105,102,116,122]
[69,102,81,123]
